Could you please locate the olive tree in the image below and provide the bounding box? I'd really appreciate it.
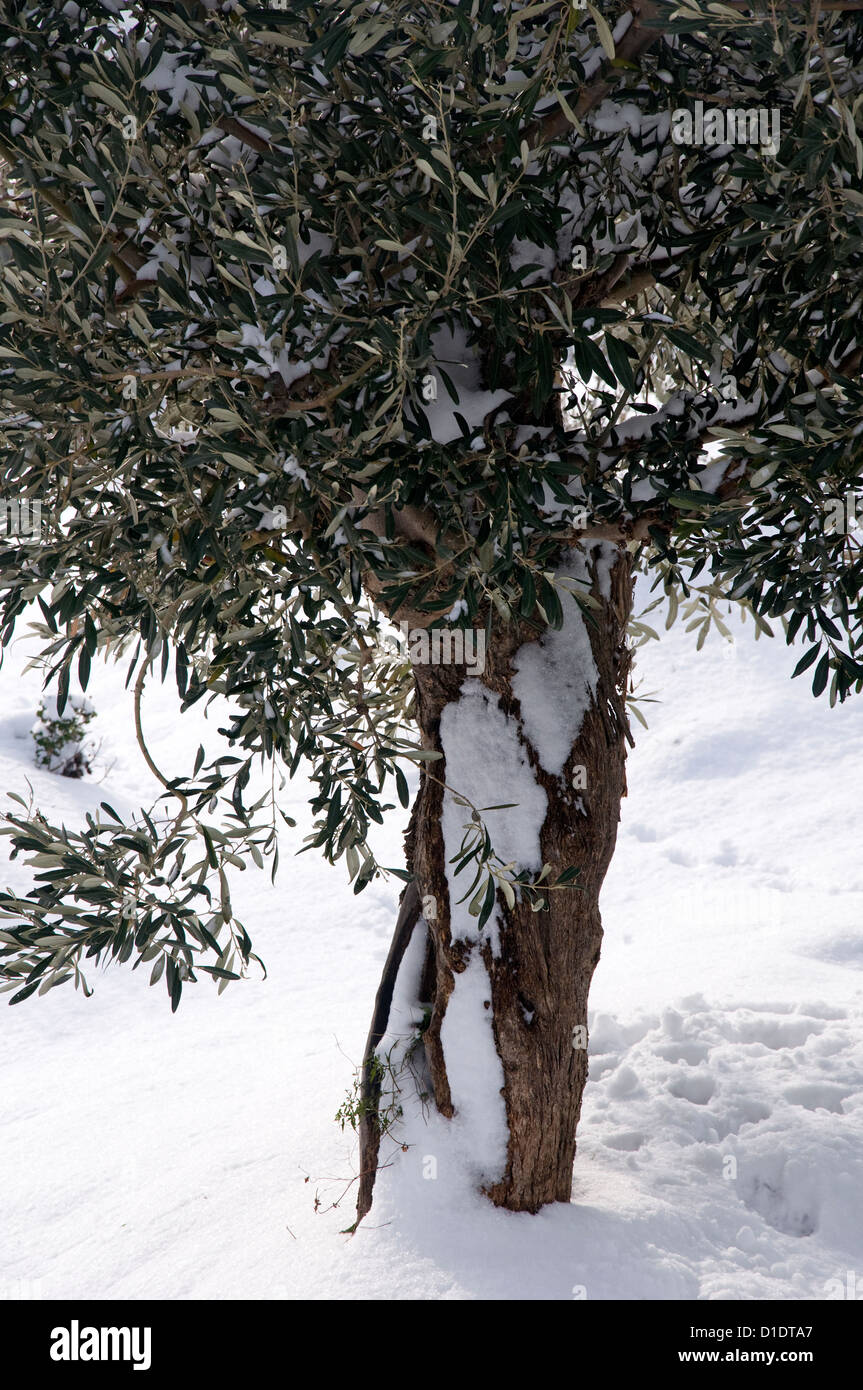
[1,0,863,1224]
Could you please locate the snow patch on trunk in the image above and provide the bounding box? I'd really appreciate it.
[580,538,618,601]
[439,683,546,950]
[511,548,601,777]
[439,953,508,1184]
[375,914,430,1066]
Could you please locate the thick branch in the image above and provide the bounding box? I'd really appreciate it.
[214,117,273,154]
[600,268,657,307]
[354,879,422,1230]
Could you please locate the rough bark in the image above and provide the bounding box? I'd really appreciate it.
[356,540,634,1222]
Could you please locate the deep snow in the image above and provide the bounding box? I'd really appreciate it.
[1,587,861,1301]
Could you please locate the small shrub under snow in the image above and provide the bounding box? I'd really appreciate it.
[31,694,97,779]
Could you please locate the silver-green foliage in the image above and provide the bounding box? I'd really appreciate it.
[1,0,862,1004]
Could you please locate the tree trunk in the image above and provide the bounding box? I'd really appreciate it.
[357,540,633,1221]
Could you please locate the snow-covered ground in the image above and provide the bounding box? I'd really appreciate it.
[1,587,861,1301]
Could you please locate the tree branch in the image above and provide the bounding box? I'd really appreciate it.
[354,879,422,1231]
[600,268,657,307]
[214,117,273,154]
[523,1,663,151]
